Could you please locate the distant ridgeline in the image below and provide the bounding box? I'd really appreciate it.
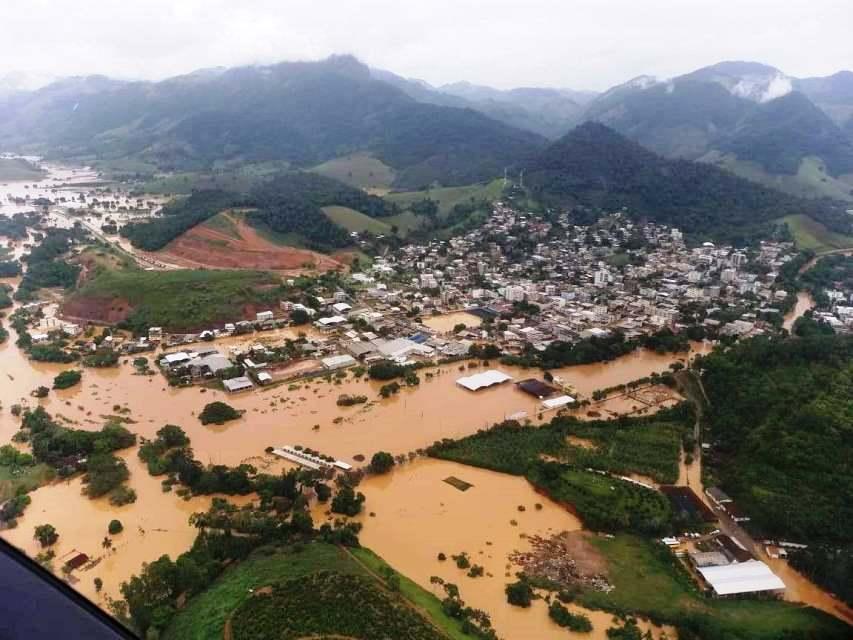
[0,56,543,189]
[523,122,853,245]
[121,171,399,251]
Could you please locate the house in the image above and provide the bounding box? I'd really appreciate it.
[516,378,558,399]
[373,337,434,360]
[706,487,732,509]
[256,371,273,385]
[190,353,232,377]
[321,354,357,370]
[223,376,253,393]
[256,310,274,323]
[160,351,192,368]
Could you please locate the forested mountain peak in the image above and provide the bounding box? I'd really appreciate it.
[524,121,851,243]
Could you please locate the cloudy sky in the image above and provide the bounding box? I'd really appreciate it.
[2,0,851,90]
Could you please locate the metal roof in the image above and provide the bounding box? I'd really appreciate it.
[456,370,513,391]
[697,560,785,596]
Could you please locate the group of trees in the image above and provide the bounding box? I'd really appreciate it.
[0,212,41,240]
[0,260,22,277]
[120,171,400,252]
[119,189,237,251]
[525,122,853,244]
[52,370,82,389]
[198,401,242,425]
[14,227,85,302]
[20,407,136,476]
[700,334,853,544]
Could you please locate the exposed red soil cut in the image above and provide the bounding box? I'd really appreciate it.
[61,296,133,325]
[156,212,345,273]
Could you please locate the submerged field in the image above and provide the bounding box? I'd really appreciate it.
[0,157,46,181]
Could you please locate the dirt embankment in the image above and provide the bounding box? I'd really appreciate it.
[61,296,133,326]
[155,212,345,273]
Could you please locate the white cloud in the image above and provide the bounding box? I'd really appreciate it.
[0,0,850,91]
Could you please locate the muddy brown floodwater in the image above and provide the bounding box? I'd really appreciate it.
[3,322,845,633]
[0,318,704,613]
[783,291,816,331]
[421,311,483,333]
[318,458,673,640]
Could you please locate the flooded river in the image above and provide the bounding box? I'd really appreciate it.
[783,291,816,331]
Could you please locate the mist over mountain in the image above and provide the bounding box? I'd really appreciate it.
[2,55,852,197]
[369,69,593,139]
[0,55,545,189]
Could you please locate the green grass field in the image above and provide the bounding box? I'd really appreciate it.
[310,153,396,191]
[386,179,505,218]
[0,463,53,503]
[579,535,850,639]
[322,205,394,234]
[140,163,290,195]
[706,153,853,202]
[781,214,853,253]
[164,543,467,640]
[70,269,281,333]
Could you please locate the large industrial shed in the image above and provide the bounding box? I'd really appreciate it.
[696,560,785,597]
[456,370,513,391]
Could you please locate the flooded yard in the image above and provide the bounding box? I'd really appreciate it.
[421,310,483,333]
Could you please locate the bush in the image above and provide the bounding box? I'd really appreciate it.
[34,524,59,548]
[108,519,124,535]
[109,486,137,506]
[378,382,401,398]
[368,361,405,380]
[199,402,242,425]
[331,485,365,517]
[548,601,593,632]
[368,451,395,474]
[53,370,82,390]
[505,579,534,607]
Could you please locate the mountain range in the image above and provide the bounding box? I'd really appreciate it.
[1,56,852,199]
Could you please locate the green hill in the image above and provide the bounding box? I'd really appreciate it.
[322,205,393,234]
[122,171,398,251]
[525,122,852,243]
[720,91,853,176]
[164,543,468,640]
[780,213,853,252]
[311,152,396,191]
[0,56,543,188]
[65,268,281,334]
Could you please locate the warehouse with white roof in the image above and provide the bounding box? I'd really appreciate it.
[696,560,785,597]
[456,370,513,391]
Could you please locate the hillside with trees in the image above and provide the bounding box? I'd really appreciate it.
[698,334,853,544]
[121,171,399,251]
[0,56,543,188]
[524,122,852,244]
